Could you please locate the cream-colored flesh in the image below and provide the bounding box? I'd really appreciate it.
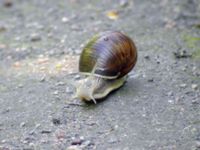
[76,76,127,103]
[92,76,126,99]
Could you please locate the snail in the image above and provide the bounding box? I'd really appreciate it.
[76,31,137,104]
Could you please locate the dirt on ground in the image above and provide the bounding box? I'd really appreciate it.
[0,0,200,149]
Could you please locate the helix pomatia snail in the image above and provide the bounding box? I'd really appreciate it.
[76,31,137,104]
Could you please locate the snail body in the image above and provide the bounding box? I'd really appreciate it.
[76,31,137,103]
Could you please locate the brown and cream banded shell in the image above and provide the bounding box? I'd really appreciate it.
[76,31,137,103]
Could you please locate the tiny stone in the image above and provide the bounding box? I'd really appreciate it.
[53,91,59,95]
[108,137,118,144]
[82,140,92,146]
[39,76,46,82]
[47,33,53,38]
[80,136,84,141]
[67,145,81,150]
[196,141,200,148]
[144,55,150,59]
[167,91,173,97]
[20,122,26,127]
[62,17,69,23]
[180,84,187,88]
[1,139,6,143]
[15,36,21,41]
[74,49,81,55]
[175,97,180,103]
[156,60,160,64]
[71,24,80,31]
[30,33,41,42]
[74,74,81,80]
[66,86,73,94]
[35,123,41,128]
[3,107,11,113]
[182,67,187,71]
[29,142,35,147]
[147,78,154,82]
[168,99,173,104]
[52,118,61,125]
[60,38,65,43]
[56,82,65,86]
[71,138,83,145]
[192,84,198,90]
[41,130,52,134]
[18,84,23,88]
[29,130,35,135]
[23,136,35,143]
[119,0,129,7]
[3,0,13,7]
[192,100,199,104]
[0,26,6,32]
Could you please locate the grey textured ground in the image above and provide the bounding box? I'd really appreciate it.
[0,0,200,149]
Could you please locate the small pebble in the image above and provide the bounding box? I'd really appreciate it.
[168,99,174,104]
[67,145,81,150]
[167,91,173,97]
[180,84,187,88]
[74,49,81,55]
[20,122,26,127]
[173,50,192,58]
[13,61,21,68]
[0,26,6,32]
[196,141,200,148]
[29,130,35,135]
[71,24,80,31]
[71,138,83,145]
[39,76,46,82]
[30,33,41,42]
[175,97,180,103]
[56,82,65,86]
[82,140,93,147]
[29,142,35,147]
[192,100,199,104]
[144,55,150,59]
[18,84,23,88]
[55,129,66,140]
[66,86,73,94]
[119,0,129,7]
[3,0,13,7]
[41,130,52,134]
[108,137,118,144]
[2,107,11,114]
[23,136,35,143]
[147,78,154,82]
[156,60,160,64]
[192,84,198,90]
[62,17,69,23]
[53,91,59,95]
[35,123,41,128]
[52,118,61,125]
[1,139,6,143]
[74,74,81,80]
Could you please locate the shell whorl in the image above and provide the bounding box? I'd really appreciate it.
[79,31,137,79]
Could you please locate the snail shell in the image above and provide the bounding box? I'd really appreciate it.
[76,31,137,103]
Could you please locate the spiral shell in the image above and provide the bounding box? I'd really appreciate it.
[76,31,137,103]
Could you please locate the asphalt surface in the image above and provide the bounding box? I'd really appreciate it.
[0,0,200,149]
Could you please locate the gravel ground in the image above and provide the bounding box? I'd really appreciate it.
[0,0,200,149]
